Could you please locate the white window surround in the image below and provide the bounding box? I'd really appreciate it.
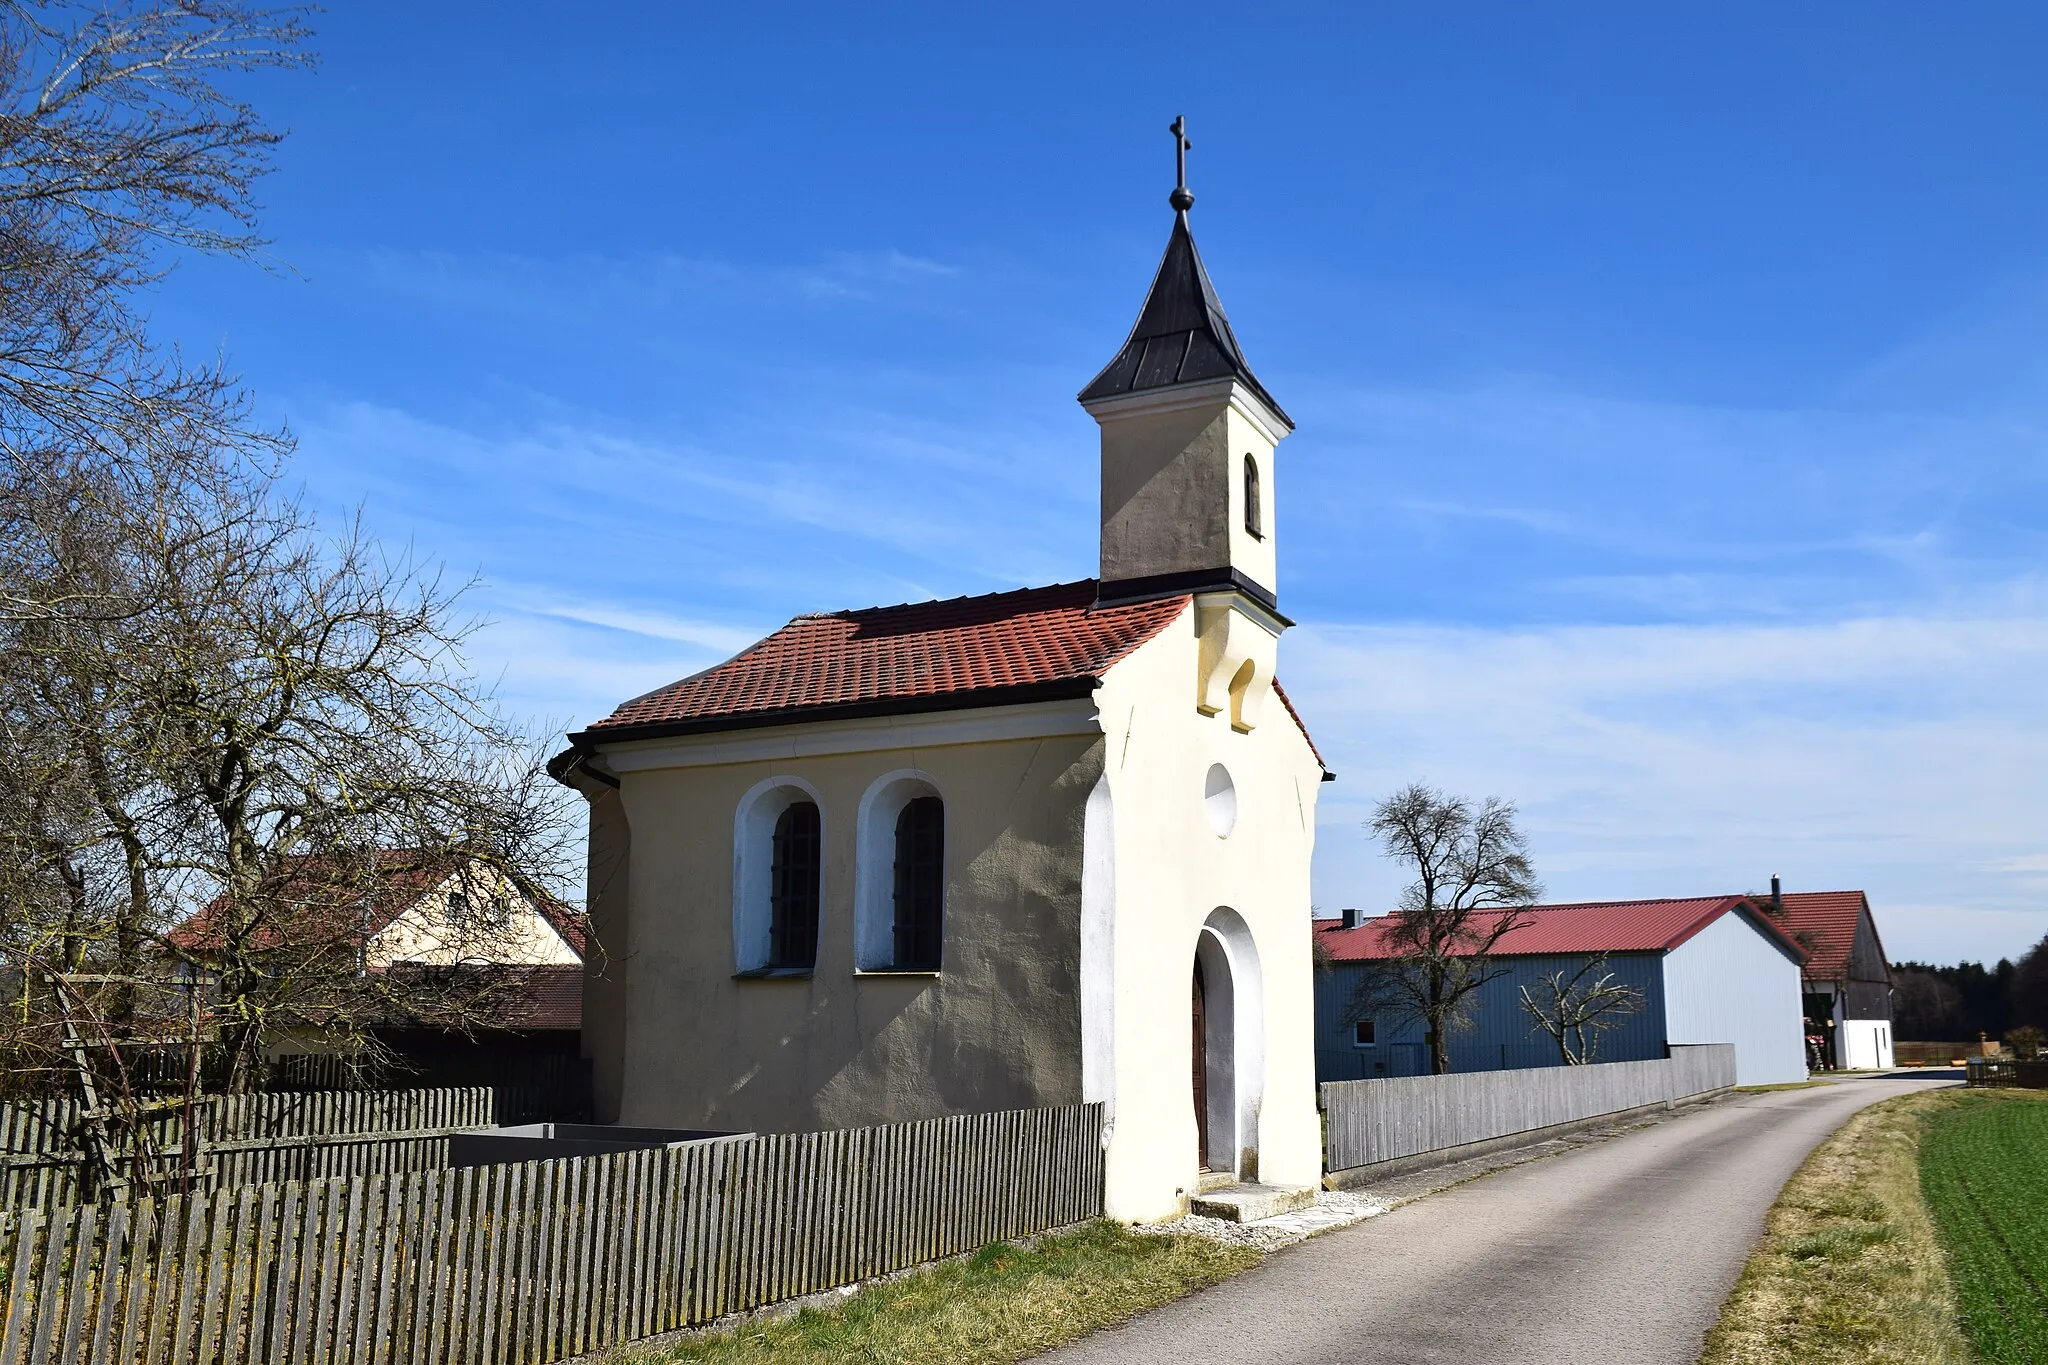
[732,774,825,974]
[854,768,944,973]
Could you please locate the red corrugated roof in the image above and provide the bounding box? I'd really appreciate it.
[580,581,1187,736]
[1769,890,1873,983]
[1317,895,1807,963]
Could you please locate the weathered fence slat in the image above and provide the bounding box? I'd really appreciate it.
[1,1089,504,1209]
[0,1102,1105,1365]
[1319,1044,1737,1172]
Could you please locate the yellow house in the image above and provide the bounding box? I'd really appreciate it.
[554,158,1328,1221]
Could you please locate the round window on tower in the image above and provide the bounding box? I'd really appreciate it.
[1204,763,1238,838]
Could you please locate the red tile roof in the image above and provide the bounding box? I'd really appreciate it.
[168,850,455,957]
[1270,680,1327,773]
[492,965,583,1031]
[168,851,587,963]
[578,581,1189,739]
[1768,890,1875,983]
[1317,896,1807,963]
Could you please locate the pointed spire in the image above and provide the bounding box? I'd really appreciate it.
[1078,118,1290,427]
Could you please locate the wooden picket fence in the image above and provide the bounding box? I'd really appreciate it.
[0,1102,1105,1365]
[2,1092,499,1209]
[1320,1043,1736,1172]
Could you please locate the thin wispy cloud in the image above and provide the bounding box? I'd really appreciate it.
[341,245,968,321]
[1288,602,2048,962]
[1285,362,2048,630]
[502,593,767,655]
[793,249,962,302]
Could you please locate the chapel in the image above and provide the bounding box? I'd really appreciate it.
[552,122,1329,1221]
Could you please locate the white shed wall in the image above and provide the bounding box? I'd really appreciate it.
[1662,910,1807,1086]
[1838,1018,1893,1070]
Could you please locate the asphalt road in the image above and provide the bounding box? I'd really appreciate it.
[1044,1077,1955,1365]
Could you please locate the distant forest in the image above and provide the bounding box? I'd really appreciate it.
[1892,934,2048,1041]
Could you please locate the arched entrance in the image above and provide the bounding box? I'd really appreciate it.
[1191,960,1210,1167]
[1191,908,1264,1179]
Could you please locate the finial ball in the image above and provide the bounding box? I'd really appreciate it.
[1168,187,1195,212]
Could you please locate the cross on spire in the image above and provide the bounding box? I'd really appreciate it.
[1169,115,1194,213]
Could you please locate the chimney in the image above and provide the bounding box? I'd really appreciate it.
[1340,907,1361,929]
[1770,876,1783,914]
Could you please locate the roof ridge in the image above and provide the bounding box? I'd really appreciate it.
[836,579,1100,620]
[570,578,1199,743]
[1522,894,1744,910]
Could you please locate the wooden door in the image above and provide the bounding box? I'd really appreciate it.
[1192,960,1210,1169]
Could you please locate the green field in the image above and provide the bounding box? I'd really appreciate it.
[1918,1092,2048,1365]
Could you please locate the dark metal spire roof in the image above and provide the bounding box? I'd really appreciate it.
[1078,209,1291,427]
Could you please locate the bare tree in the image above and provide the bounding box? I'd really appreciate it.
[1,1,311,479]
[1890,967,1967,1041]
[1348,784,1541,1075]
[0,5,582,1128]
[1517,952,1645,1065]
[9,447,580,1093]
[2,1,312,1115]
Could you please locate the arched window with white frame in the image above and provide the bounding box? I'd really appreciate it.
[733,776,825,973]
[855,771,946,972]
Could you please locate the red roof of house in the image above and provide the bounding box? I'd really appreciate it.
[578,581,1188,738]
[1317,895,1807,963]
[1768,890,1875,983]
[493,964,583,1031]
[168,851,587,962]
[168,850,451,956]
[572,578,1330,769]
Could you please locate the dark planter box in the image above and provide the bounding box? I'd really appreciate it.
[449,1123,747,1169]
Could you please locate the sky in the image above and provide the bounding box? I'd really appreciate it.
[150,3,2048,964]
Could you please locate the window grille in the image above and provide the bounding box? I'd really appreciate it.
[769,801,822,969]
[1243,453,1262,539]
[891,797,945,970]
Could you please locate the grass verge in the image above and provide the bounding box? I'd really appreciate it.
[620,1220,1260,1364]
[1698,1087,1971,1365]
[1736,1082,1833,1093]
[1919,1090,2048,1364]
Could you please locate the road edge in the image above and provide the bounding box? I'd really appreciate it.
[1696,1085,1970,1365]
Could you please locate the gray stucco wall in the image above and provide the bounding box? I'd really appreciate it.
[1099,405,1231,583]
[597,732,1103,1133]
[580,785,633,1122]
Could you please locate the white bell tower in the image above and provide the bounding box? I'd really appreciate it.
[1079,116,1293,731]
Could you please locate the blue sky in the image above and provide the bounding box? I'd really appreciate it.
[155,3,2048,963]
